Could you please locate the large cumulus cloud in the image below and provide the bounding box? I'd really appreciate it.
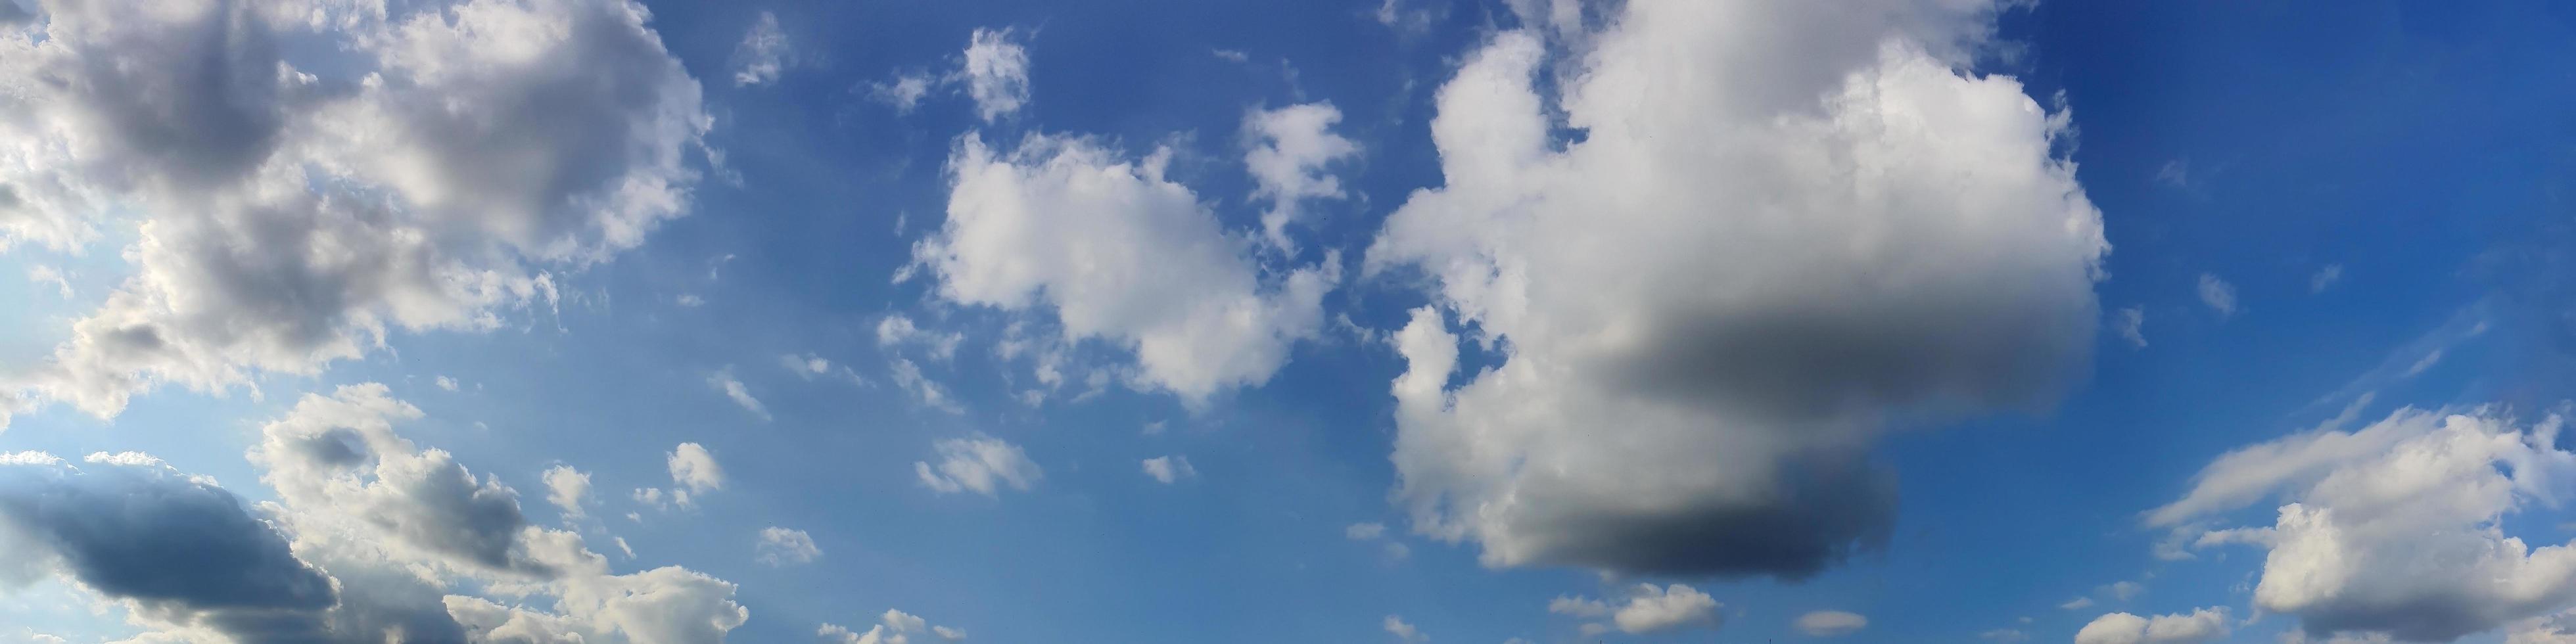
[0,0,711,428]
[1370,0,2105,577]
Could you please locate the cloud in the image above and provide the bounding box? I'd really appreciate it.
[914,133,1338,403]
[1980,628,2030,643]
[755,527,820,566]
[1366,0,2105,578]
[879,314,965,361]
[668,442,724,497]
[872,73,937,114]
[2073,608,2229,644]
[2197,273,2237,318]
[0,0,711,429]
[1384,615,1428,643]
[2311,264,2344,293]
[1552,584,1721,635]
[544,465,592,520]
[1242,102,1360,251]
[0,454,340,641]
[959,28,1030,122]
[2154,407,2576,641]
[24,265,71,298]
[1347,522,1388,540]
[889,358,966,414]
[2063,597,2097,610]
[2113,306,2147,348]
[706,368,771,421]
[731,11,791,87]
[915,435,1042,496]
[248,384,555,576]
[822,609,967,643]
[1795,610,1868,637]
[435,375,461,392]
[1141,455,1196,484]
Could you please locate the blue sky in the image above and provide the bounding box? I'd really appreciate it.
[1,1,2573,643]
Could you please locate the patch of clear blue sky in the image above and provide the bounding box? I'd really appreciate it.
[2,1,2571,642]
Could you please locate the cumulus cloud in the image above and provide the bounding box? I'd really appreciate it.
[1367,0,2104,578]
[1141,455,1196,484]
[755,526,820,566]
[2154,407,2576,641]
[0,0,713,429]
[822,608,966,643]
[1551,584,1721,635]
[959,28,1031,121]
[1384,615,1428,643]
[915,434,1042,496]
[732,11,791,87]
[668,442,724,498]
[1242,103,1360,251]
[1795,610,1868,637]
[544,465,592,520]
[707,368,770,421]
[2072,608,2229,644]
[913,133,1339,403]
[2197,273,2237,318]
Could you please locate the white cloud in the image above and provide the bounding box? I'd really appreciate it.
[872,73,937,114]
[24,264,71,298]
[2062,597,2097,610]
[959,28,1030,122]
[914,133,1338,403]
[1795,610,1868,637]
[915,434,1042,496]
[2153,407,2576,641]
[544,465,592,520]
[731,11,791,87]
[2114,306,2147,348]
[879,314,965,361]
[1551,584,1721,635]
[1385,615,1428,643]
[2197,273,2237,318]
[1141,455,1196,484]
[2103,581,2144,602]
[1367,0,2105,578]
[889,357,965,414]
[1242,102,1360,251]
[0,0,711,430]
[1347,522,1388,540]
[668,442,725,499]
[705,368,770,421]
[822,609,966,644]
[435,375,461,392]
[2311,264,2344,293]
[676,293,707,307]
[2073,608,2229,644]
[1980,628,2029,643]
[755,526,820,566]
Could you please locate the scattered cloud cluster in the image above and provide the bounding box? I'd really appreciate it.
[822,609,966,644]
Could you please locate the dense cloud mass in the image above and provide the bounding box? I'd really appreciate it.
[916,133,1338,402]
[0,0,711,429]
[1371,0,2105,577]
[2158,407,2576,641]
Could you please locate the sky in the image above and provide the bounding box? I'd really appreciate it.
[0,1,2573,643]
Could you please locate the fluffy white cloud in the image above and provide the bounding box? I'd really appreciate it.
[2155,407,2576,641]
[755,526,820,566]
[0,0,712,429]
[706,368,770,421]
[668,442,724,497]
[1242,103,1359,251]
[1796,610,1869,637]
[1141,455,1196,484]
[731,11,790,87]
[960,28,1030,121]
[545,465,593,520]
[1384,615,1428,643]
[914,133,1338,403]
[1368,0,2105,577]
[2072,608,2228,644]
[822,609,966,644]
[2197,273,2237,318]
[1551,584,1721,635]
[915,434,1042,496]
